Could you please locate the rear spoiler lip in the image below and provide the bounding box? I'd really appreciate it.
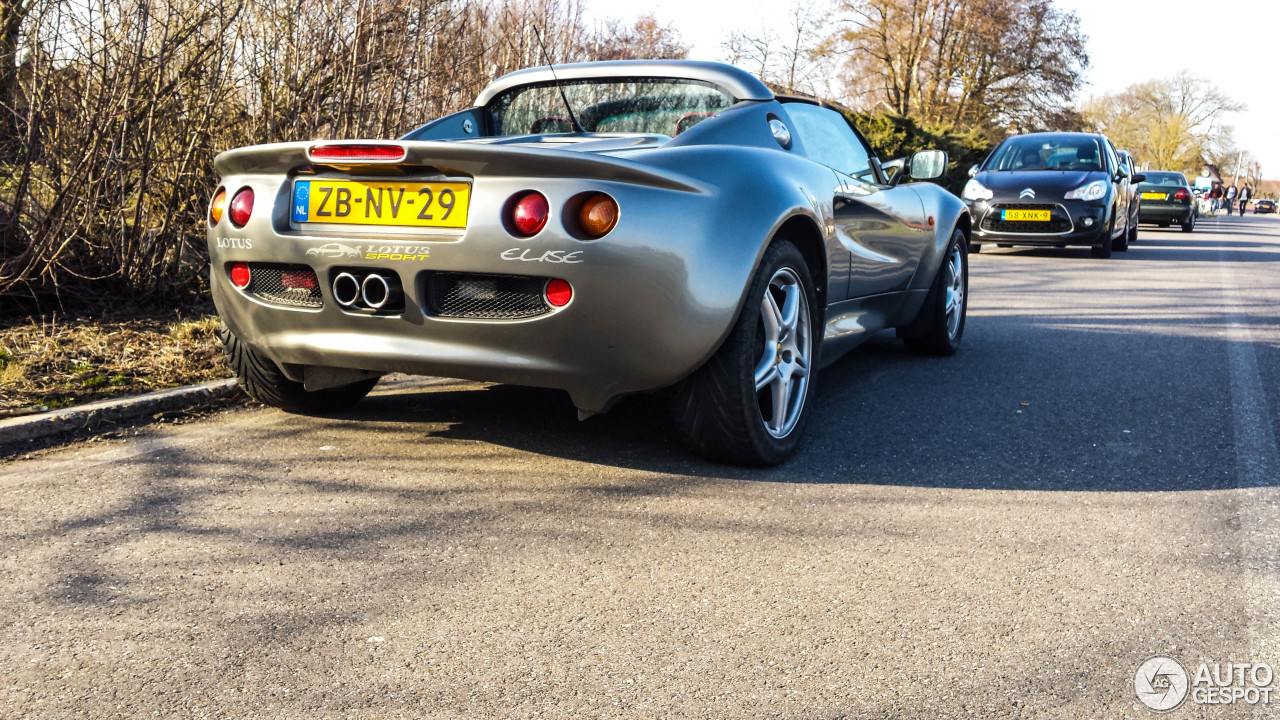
[213,140,707,194]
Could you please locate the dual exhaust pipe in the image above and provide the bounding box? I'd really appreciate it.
[333,271,402,311]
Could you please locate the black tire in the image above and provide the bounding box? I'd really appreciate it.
[220,324,378,413]
[670,239,818,466]
[1181,214,1195,233]
[900,228,968,356]
[997,243,1012,248]
[1127,220,1139,246]
[1112,225,1129,252]
[1158,222,1170,228]
[1091,240,1112,259]
[969,243,981,254]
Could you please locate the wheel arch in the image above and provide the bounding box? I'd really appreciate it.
[772,213,828,310]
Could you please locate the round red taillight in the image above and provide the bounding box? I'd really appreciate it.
[545,278,572,307]
[229,188,254,228]
[510,191,549,237]
[209,187,226,227]
[577,193,618,239]
[229,262,251,288]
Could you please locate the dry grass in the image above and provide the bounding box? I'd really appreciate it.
[0,314,229,414]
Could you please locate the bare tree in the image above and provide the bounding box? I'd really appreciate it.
[722,0,838,97]
[587,13,688,61]
[0,0,625,306]
[1085,72,1243,173]
[837,0,1088,132]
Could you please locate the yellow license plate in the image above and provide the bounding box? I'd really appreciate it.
[1002,209,1050,222]
[1141,192,1167,200]
[291,180,470,228]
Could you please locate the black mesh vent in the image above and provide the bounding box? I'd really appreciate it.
[245,264,323,308]
[425,273,550,319]
[981,203,1073,234]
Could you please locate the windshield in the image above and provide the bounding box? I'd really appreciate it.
[484,78,735,137]
[1139,172,1188,187]
[986,136,1105,172]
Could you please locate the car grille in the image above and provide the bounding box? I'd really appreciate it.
[424,273,550,320]
[244,264,323,309]
[981,203,1073,234]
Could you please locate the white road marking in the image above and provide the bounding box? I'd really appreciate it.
[1216,229,1280,673]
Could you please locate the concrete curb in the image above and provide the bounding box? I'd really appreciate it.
[0,379,241,446]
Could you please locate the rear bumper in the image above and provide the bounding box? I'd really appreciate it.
[1139,205,1194,223]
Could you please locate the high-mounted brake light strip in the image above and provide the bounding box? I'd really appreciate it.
[308,144,407,163]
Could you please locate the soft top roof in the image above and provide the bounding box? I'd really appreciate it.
[474,60,774,106]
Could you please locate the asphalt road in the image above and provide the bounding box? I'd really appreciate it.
[3,214,1279,719]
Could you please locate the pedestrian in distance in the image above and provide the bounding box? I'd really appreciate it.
[1225,183,1238,215]
[1237,184,1252,215]
[1209,184,1223,213]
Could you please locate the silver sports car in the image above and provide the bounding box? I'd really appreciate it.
[208,60,971,465]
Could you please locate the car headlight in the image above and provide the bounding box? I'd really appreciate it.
[962,178,993,201]
[1064,180,1108,201]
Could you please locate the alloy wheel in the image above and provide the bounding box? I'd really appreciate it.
[944,245,965,339]
[754,267,812,438]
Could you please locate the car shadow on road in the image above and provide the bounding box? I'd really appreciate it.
[328,304,1278,493]
[982,238,1280,262]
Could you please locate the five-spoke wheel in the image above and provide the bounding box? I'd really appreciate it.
[754,267,812,439]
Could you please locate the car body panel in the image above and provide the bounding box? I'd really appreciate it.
[209,61,967,412]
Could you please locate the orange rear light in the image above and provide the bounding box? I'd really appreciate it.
[577,193,618,239]
[209,187,226,227]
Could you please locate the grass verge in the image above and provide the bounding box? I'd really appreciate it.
[0,312,229,415]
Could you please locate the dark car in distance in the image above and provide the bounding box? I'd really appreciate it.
[1136,171,1197,232]
[1117,150,1142,242]
[1254,199,1276,214]
[963,132,1142,258]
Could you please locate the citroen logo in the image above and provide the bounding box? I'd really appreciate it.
[1019,188,1036,199]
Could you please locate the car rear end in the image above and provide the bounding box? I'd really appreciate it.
[206,139,756,413]
[1136,172,1196,225]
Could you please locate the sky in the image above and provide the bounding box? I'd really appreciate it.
[585,0,1280,178]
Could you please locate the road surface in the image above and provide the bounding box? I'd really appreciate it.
[3,214,1279,718]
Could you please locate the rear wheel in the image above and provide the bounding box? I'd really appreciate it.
[900,229,967,356]
[1126,220,1139,246]
[969,242,981,254]
[997,243,1012,248]
[220,324,378,413]
[1181,213,1196,233]
[671,240,817,466]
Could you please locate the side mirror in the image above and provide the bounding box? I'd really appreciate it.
[1115,165,1130,180]
[1131,173,1146,184]
[968,164,980,178]
[908,149,948,180]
